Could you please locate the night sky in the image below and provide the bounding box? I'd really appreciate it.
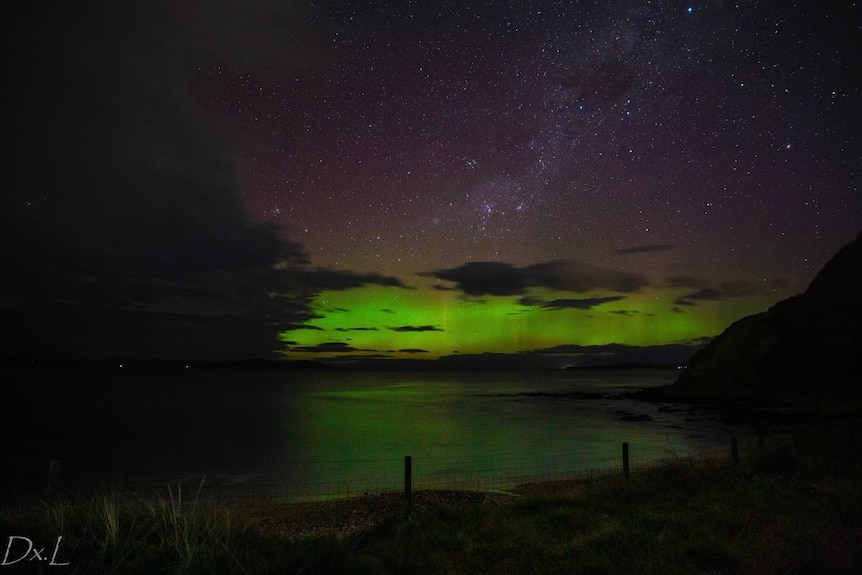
[4,0,860,367]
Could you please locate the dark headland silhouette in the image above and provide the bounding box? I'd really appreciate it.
[653,230,862,414]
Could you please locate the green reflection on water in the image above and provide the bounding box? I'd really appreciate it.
[278,370,732,498]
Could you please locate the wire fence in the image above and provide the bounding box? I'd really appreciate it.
[113,435,748,504]
[6,433,758,505]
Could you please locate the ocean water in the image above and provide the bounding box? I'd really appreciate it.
[3,367,745,500]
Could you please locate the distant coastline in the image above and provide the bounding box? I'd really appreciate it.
[0,357,686,372]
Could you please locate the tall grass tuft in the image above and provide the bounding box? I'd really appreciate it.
[0,478,266,574]
[96,491,121,549]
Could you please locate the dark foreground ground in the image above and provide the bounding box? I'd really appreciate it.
[2,420,861,574]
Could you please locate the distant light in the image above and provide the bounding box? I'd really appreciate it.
[185,364,190,369]
[686,6,693,14]
[118,363,124,369]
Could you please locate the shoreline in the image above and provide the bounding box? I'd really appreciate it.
[4,419,861,573]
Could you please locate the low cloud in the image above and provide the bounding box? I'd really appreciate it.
[424,260,649,297]
[540,296,625,310]
[674,281,757,306]
[611,309,650,317]
[287,342,367,353]
[678,287,722,303]
[613,244,676,255]
[276,265,409,291]
[388,325,444,332]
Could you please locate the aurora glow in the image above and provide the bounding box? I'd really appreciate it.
[277,279,780,365]
[4,1,860,365]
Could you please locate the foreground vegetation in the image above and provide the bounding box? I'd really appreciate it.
[3,423,861,574]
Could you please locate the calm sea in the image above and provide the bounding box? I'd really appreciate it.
[3,367,745,500]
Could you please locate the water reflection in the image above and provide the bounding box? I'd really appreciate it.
[278,370,741,498]
[5,368,744,499]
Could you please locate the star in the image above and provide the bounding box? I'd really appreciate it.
[4,0,859,364]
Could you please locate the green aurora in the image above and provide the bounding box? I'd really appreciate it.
[278,283,776,365]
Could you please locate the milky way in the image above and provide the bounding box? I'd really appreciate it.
[198,2,857,271]
[4,1,860,364]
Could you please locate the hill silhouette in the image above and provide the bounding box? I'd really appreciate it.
[663,231,862,413]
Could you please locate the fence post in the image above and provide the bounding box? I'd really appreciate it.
[731,437,739,465]
[622,442,630,481]
[404,456,412,509]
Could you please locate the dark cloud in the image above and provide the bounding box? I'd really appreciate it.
[289,325,324,331]
[528,261,650,293]
[674,281,757,306]
[613,244,676,255]
[540,296,625,310]
[678,288,723,303]
[279,266,409,291]
[425,262,530,296]
[667,275,759,307]
[398,349,429,354]
[388,325,444,332]
[611,309,650,317]
[681,336,716,346]
[424,260,649,297]
[335,327,380,332]
[287,342,364,353]
[0,1,404,361]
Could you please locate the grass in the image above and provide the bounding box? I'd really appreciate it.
[3,423,861,574]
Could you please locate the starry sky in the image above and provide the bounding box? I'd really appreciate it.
[4,0,860,367]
